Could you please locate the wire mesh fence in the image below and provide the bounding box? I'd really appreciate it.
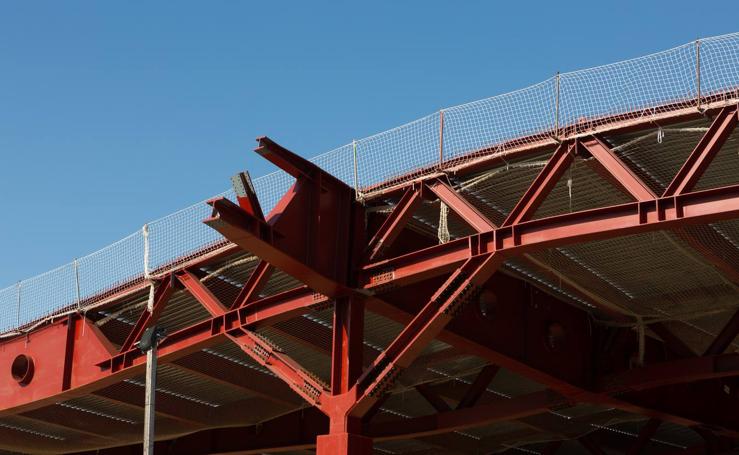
[2,33,739,334]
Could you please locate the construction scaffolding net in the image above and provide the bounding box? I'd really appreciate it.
[2,33,739,335]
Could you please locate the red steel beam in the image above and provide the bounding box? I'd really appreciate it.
[206,192,349,298]
[502,142,574,227]
[330,297,365,395]
[175,270,228,316]
[351,253,504,417]
[360,182,739,293]
[173,352,302,407]
[231,260,274,309]
[426,178,496,232]
[581,135,739,290]
[173,271,330,410]
[580,136,655,201]
[40,286,323,423]
[103,285,327,376]
[663,106,738,197]
[119,275,175,353]
[456,364,500,409]
[365,187,423,261]
[597,353,739,393]
[415,383,452,412]
[231,171,265,221]
[364,390,567,441]
[226,329,327,409]
[256,136,348,191]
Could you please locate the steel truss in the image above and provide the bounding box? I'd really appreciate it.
[2,106,739,454]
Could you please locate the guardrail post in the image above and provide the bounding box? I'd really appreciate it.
[438,109,445,168]
[352,140,360,200]
[74,259,82,311]
[143,224,150,280]
[555,72,561,138]
[15,282,21,328]
[696,39,702,110]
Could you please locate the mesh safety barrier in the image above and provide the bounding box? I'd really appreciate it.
[2,33,739,334]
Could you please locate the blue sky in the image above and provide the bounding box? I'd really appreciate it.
[1,1,737,285]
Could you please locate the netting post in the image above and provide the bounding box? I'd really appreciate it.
[141,326,164,455]
[352,140,360,200]
[143,223,150,280]
[15,281,21,328]
[143,344,157,455]
[142,220,158,455]
[696,39,701,111]
[73,259,81,312]
[438,109,445,168]
[554,72,561,138]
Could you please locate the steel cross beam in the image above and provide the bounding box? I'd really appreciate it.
[173,270,330,409]
[426,178,496,232]
[118,275,176,353]
[456,364,500,409]
[365,186,423,262]
[663,105,738,197]
[415,383,452,412]
[597,353,739,393]
[580,136,655,202]
[581,134,739,293]
[350,253,504,417]
[502,142,575,226]
[231,260,274,309]
[359,182,739,293]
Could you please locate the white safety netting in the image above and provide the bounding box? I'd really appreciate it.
[2,33,739,334]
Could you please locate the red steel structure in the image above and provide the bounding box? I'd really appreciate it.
[4,100,739,453]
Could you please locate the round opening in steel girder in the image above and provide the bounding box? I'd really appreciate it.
[477,289,498,321]
[544,322,566,352]
[11,354,34,385]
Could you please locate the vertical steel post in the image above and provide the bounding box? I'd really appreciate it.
[554,72,561,138]
[352,140,359,200]
[143,341,157,455]
[73,259,81,311]
[142,224,150,280]
[696,39,702,110]
[15,281,21,328]
[438,109,445,168]
[143,285,157,455]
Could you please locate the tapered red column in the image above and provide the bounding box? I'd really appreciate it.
[316,430,372,455]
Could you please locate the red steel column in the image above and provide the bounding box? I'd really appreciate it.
[331,297,364,395]
[316,427,373,455]
[323,156,372,454]
[320,296,372,454]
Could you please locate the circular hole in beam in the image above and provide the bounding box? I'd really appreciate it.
[11,354,34,385]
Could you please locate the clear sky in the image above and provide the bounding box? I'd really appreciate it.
[1,1,737,286]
